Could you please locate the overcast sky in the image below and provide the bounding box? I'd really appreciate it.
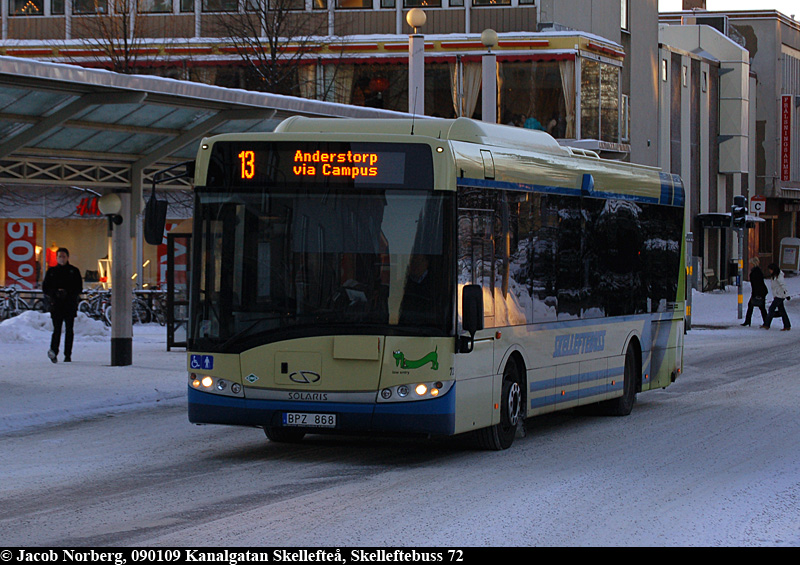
[658,0,798,19]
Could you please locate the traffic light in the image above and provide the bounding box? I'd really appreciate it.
[731,195,747,228]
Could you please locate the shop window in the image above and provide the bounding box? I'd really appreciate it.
[180,0,194,11]
[337,0,371,7]
[202,0,237,11]
[580,58,620,143]
[11,0,43,14]
[51,0,64,13]
[73,0,109,13]
[139,0,172,12]
[381,0,395,6]
[473,0,510,5]
[449,0,463,6]
[349,64,409,111]
[313,0,327,8]
[519,0,534,4]
[404,0,441,7]
[497,60,575,138]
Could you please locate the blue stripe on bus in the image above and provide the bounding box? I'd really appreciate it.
[456,177,677,207]
[529,364,625,409]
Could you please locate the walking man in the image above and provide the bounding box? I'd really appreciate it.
[42,248,83,362]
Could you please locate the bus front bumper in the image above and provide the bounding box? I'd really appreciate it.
[188,385,456,436]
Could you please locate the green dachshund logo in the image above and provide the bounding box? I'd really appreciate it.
[393,347,438,370]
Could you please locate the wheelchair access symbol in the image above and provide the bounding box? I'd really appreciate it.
[190,354,214,371]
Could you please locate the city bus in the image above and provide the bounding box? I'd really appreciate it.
[183,116,685,450]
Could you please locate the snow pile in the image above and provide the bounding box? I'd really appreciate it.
[0,311,109,343]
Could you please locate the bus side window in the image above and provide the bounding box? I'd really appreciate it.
[457,187,495,327]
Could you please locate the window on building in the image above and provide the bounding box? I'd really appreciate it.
[404,0,441,7]
[448,0,463,6]
[180,0,194,11]
[519,0,535,4]
[497,60,574,137]
[621,0,629,31]
[580,58,620,142]
[661,58,668,82]
[473,0,510,5]
[11,0,43,14]
[621,93,630,142]
[337,0,371,8]
[139,0,172,12]
[381,0,395,6]
[202,0,237,11]
[73,0,109,14]
[312,0,327,7]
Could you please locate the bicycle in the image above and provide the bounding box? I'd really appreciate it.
[146,291,168,326]
[78,288,112,326]
[103,291,153,325]
[1,287,48,320]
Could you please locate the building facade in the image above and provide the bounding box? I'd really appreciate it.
[0,0,657,164]
[661,7,800,275]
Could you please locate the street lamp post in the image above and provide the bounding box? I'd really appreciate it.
[99,191,132,366]
[407,8,426,116]
[481,29,498,124]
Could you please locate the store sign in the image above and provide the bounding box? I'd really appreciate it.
[781,95,792,182]
[750,195,766,216]
[4,221,37,289]
[76,197,102,217]
[158,223,179,285]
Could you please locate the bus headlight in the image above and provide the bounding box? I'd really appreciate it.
[378,381,453,403]
[189,373,244,397]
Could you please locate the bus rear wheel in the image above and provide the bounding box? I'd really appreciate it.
[264,426,305,443]
[477,358,523,451]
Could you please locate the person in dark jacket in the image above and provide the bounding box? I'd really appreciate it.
[742,257,768,326]
[42,248,82,362]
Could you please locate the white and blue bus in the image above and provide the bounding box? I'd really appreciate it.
[183,117,685,450]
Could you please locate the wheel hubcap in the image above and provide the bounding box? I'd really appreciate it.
[507,381,521,426]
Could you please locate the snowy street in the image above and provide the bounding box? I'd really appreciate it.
[1,278,799,547]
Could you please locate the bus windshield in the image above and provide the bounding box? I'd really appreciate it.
[191,187,454,351]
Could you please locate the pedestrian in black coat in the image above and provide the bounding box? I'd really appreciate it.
[742,257,768,326]
[42,248,82,362]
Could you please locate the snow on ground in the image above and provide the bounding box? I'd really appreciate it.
[0,313,186,435]
[1,272,798,436]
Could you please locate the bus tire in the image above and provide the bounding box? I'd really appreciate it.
[264,427,305,443]
[601,346,638,416]
[476,358,523,450]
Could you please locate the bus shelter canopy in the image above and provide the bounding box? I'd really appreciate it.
[0,56,406,191]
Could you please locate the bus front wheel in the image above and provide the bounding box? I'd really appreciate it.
[264,427,305,443]
[477,358,523,451]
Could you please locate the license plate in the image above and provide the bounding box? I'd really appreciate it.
[282,412,337,428]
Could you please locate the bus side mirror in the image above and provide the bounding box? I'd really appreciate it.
[144,195,168,245]
[459,284,484,353]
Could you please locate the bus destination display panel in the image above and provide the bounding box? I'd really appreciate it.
[206,141,434,189]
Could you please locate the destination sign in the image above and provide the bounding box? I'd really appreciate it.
[207,141,433,189]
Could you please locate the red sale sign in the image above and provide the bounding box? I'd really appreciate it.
[5,221,38,289]
[781,95,792,182]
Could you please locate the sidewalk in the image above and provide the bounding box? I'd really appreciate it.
[689,272,800,329]
[0,315,186,436]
